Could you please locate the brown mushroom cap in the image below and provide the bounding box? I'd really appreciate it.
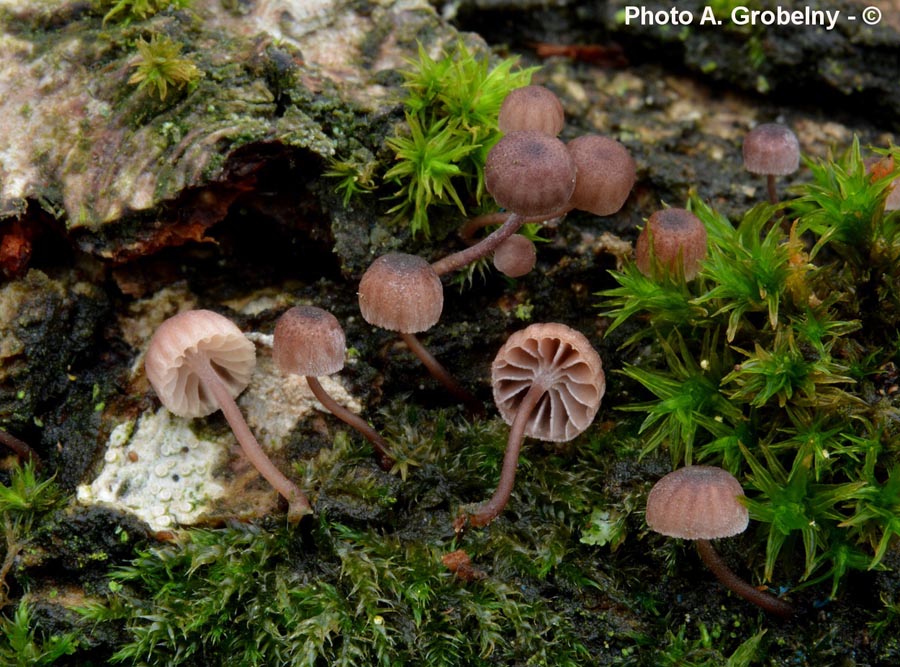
[566,134,636,216]
[273,306,346,377]
[358,253,443,333]
[492,323,605,442]
[498,85,565,136]
[743,123,800,176]
[493,234,537,278]
[635,208,708,280]
[646,465,749,540]
[485,131,577,217]
[145,309,256,418]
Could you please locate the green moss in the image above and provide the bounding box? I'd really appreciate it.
[598,139,900,596]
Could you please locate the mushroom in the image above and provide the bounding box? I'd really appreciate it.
[634,208,708,280]
[145,309,311,522]
[566,134,636,216]
[493,234,537,278]
[272,305,394,469]
[646,465,794,617]
[358,253,481,413]
[431,131,576,276]
[742,123,800,204]
[497,85,565,136]
[459,323,605,528]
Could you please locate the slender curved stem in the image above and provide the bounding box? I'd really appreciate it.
[767,174,779,205]
[467,381,547,527]
[306,375,395,470]
[696,539,794,617]
[457,208,569,245]
[399,332,484,416]
[0,430,41,469]
[431,213,525,276]
[192,357,312,523]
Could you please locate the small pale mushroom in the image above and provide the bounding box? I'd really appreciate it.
[272,306,394,469]
[358,253,480,413]
[634,208,708,281]
[742,123,800,205]
[459,323,605,529]
[145,309,311,522]
[493,234,537,278]
[646,465,794,617]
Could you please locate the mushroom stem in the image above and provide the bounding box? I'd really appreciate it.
[191,356,312,522]
[467,380,547,527]
[431,212,525,276]
[398,332,483,415]
[305,375,395,470]
[766,174,779,205]
[695,539,794,617]
[457,209,568,246]
[0,430,41,469]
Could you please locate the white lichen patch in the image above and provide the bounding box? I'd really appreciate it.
[240,344,363,450]
[76,409,227,531]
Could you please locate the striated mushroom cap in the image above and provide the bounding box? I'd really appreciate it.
[646,465,749,540]
[498,85,565,136]
[485,131,577,217]
[635,208,708,280]
[566,134,636,216]
[492,323,605,442]
[358,253,443,333]
[273,306,346,377]
[145,309,256,419]
[743,123,800,176]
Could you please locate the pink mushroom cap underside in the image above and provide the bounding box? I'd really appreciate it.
[492,324,605,442]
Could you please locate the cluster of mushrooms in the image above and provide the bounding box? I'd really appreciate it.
[143,85,802,615]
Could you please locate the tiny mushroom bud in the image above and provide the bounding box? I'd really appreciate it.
[459,323,605,529]
[634,208,708,281]
[566,134,636,216]
[145,309,311,522]
[493,234,536,278]
[359,254,481,413]
[742,123,800,204]
[273,306,394,469]
[498,85,565,136]
[646,465,794,617]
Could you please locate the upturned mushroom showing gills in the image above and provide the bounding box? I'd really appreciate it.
[358,253,481,414]
[145,309,311,522]
[460,323,605,529]
[646,465,794,617]
[742,122,800,205]
[273,306,394,469]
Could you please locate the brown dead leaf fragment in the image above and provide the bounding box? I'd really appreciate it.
[441,549,486,582]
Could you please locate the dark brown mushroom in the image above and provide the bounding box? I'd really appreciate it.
[498,85,565,136]
[273,306,395,469]
[646,465,794,617]
[459,323,605,529]
[743,123,800,204]
[145,309,310,522]
[634,208,708,281]
[566,134,636,216]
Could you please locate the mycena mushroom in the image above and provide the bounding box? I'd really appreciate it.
[145,309,311,522]
[458,323,605,529]
[272,305,395,469]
